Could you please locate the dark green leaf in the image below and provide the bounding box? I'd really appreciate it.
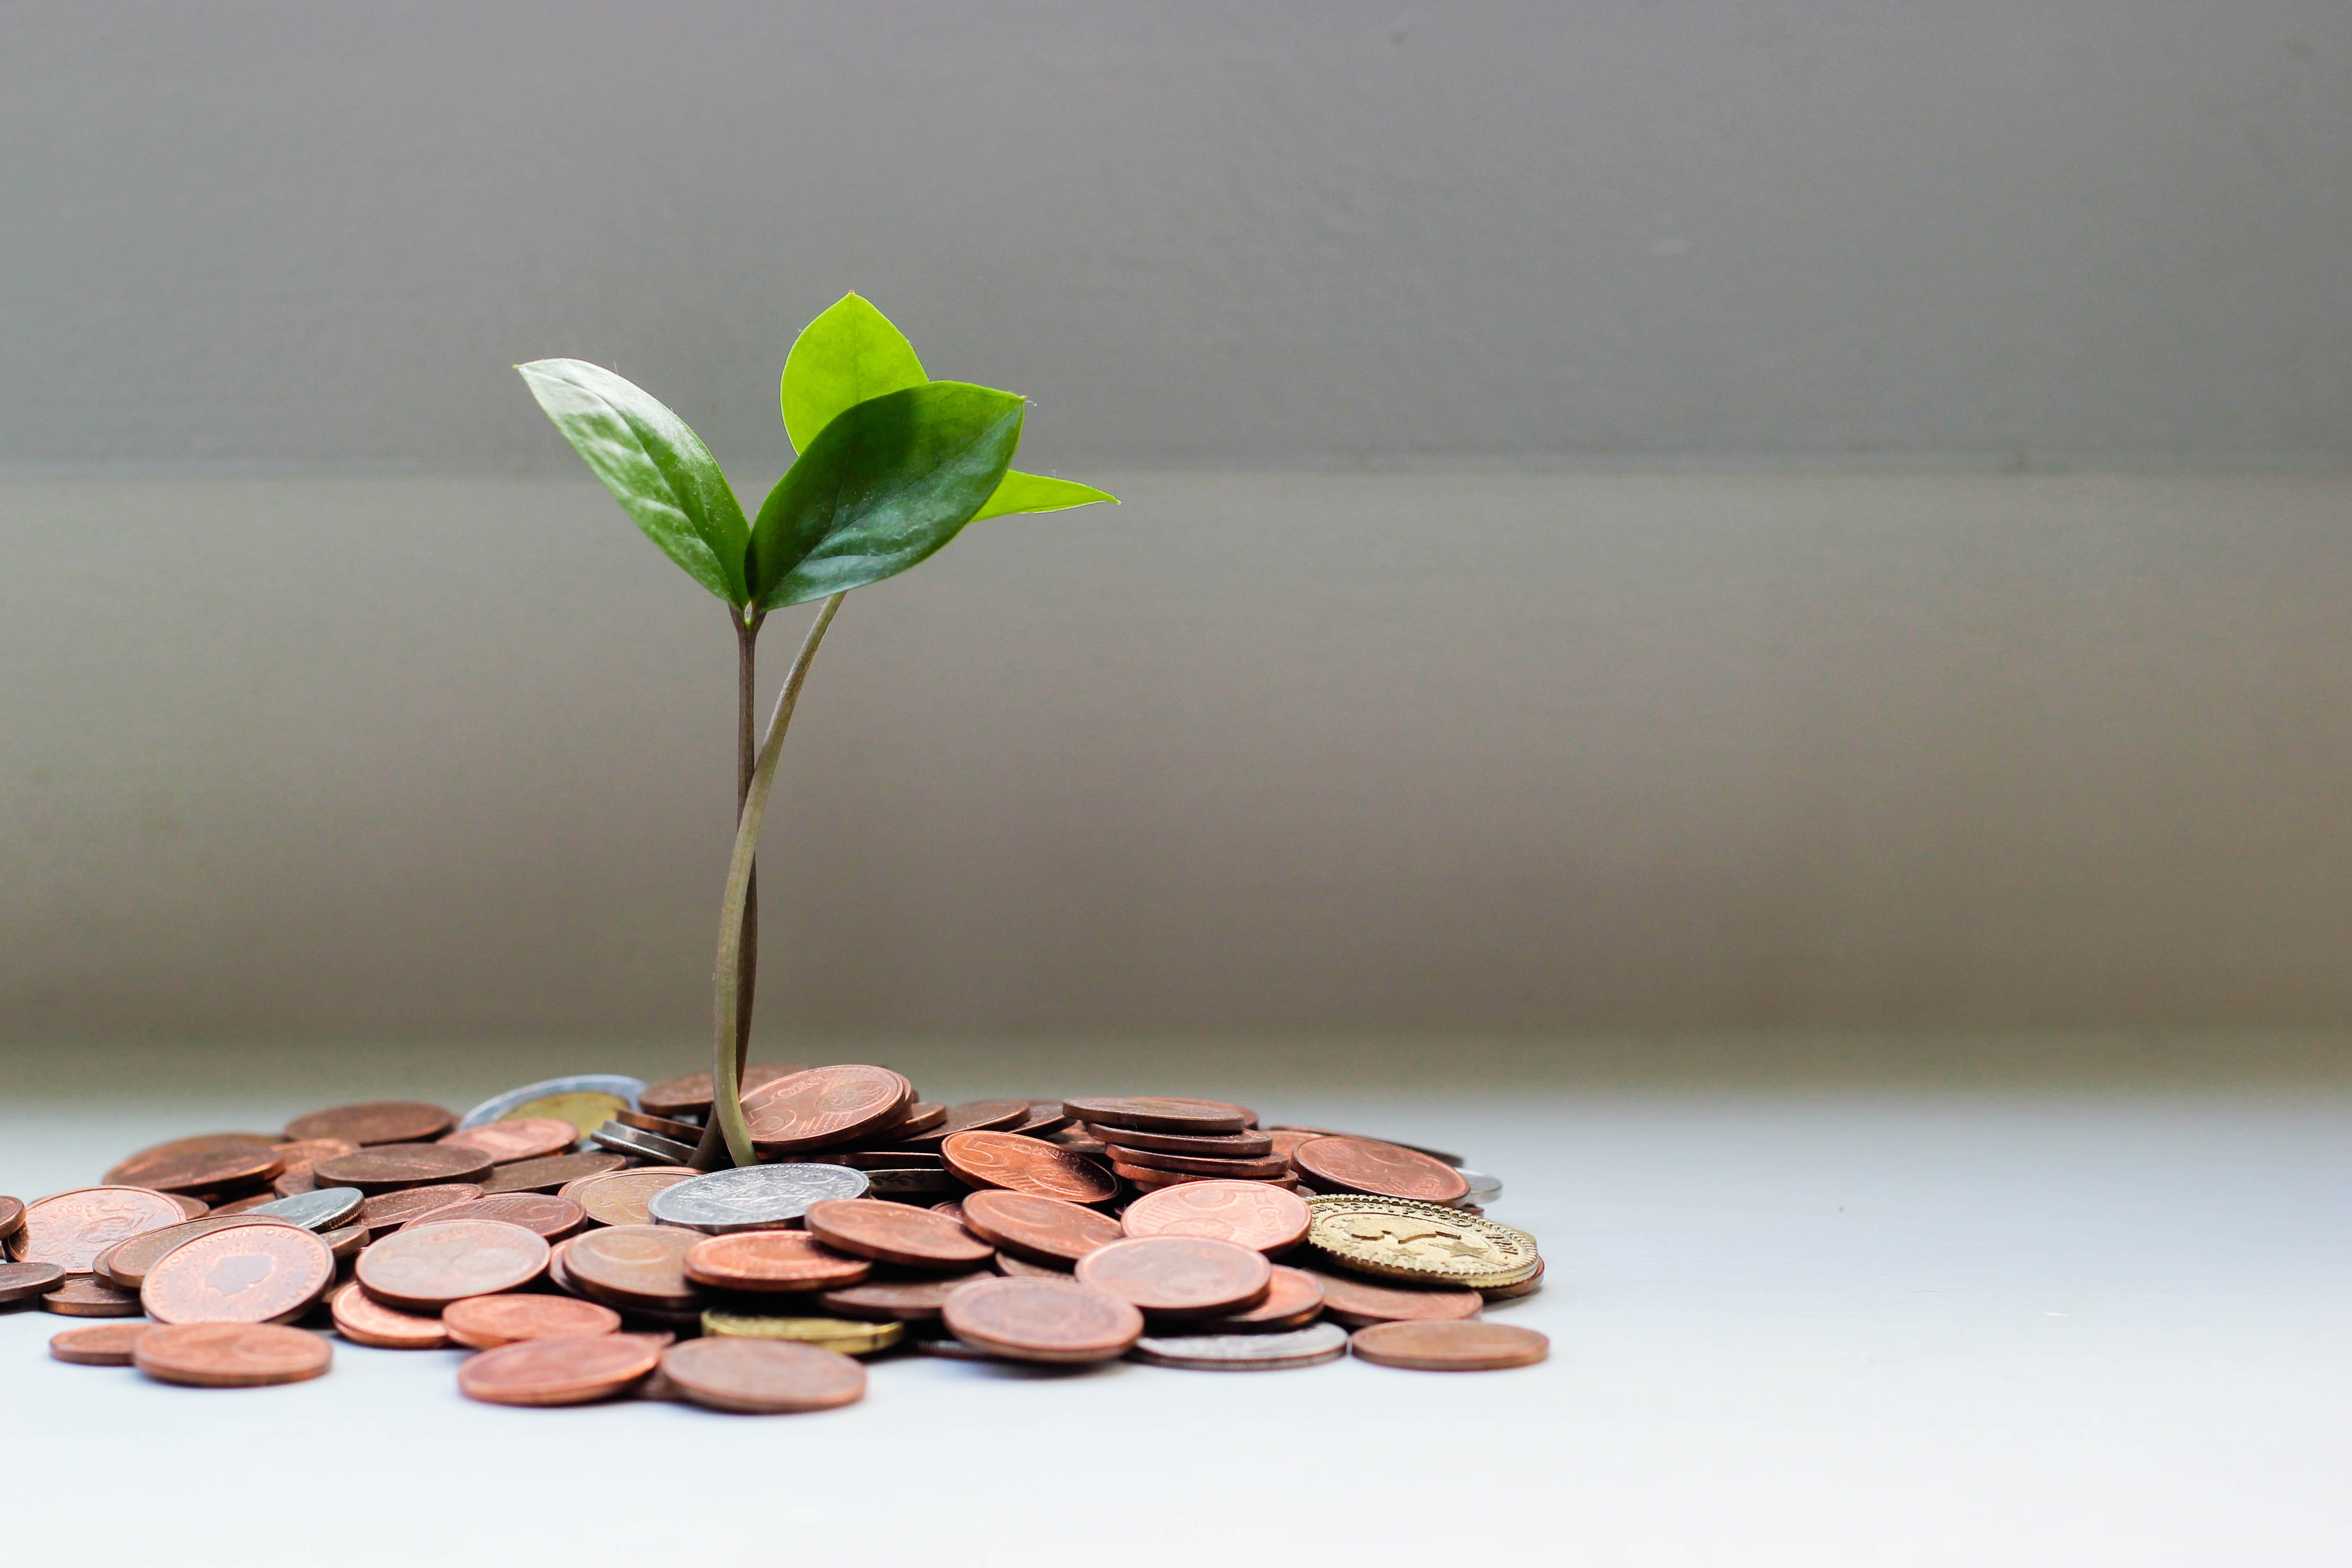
[779,294,928,454]
[972,470,1119,522]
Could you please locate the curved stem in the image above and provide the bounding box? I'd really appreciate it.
[709,592,845,1168]
[693,606,764,1171]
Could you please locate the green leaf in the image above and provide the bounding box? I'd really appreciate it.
[971,470,1119,523]
[780,293,928,454]
[748,382,1025,610]
[517,359,750,605]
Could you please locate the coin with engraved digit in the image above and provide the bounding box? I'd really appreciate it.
[741,1065,909,1153]
[941,1132,1118,1205]
[1291,1137,1470,1205]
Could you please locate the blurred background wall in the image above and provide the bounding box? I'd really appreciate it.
[4,3,2349,1043]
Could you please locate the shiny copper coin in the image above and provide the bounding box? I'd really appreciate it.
[614,1107,704,1141]
[683,1231,871,1293]
[1300,1267,1484,1328]
[4,1194,32,1238]
[94,1214,302,1290]
[103,1144,283,1198]
[924,1098,1031,1141]
[271,1165,318,1198]
[328,1280,449,1348]
[930,1200,966,1224]
[169,1193,212,1218]
[314,1143,493,1195]
[804,1199,994,1270]
[636,1061,803,1119]
[1268,1124,1463,1166]
[880,1101,948,1139]
[1194,1264,1324,1331]
[457,1332,662,1406]
[49,1322,153,1365]
[442,1292,621,1349]
[102,1132,280,1188]
[941,1132,1118,1205]
[321,1223,368,1261]
[140,1224,334,1324]
[136,1322,333,1387]
[1351,1319,1548,1371]
[1291,1137,1470,1205]
[479,1151,626,1195]
[357,1183,481,1235]
[563,1167,697,1227]
[283,1100,456,1146]
[1121,1180,1313,1255]
[1011,1101,1073,1136]
[815,1268,992,1322]
[660,1337,866,1414]
[563,1224,700,1311]
[399,1192,584,1240]
[1075,1236,1272,1319]
[1062,1097,1253,1134]
[355,1219,550,1311]
[40,1277,145,1316]
[268,1137,361,1178]
[742,1064,909,1153]
[436,1117,578,1165]
[958,1189,1123,1265]
[1105,1144,1292,1179]
[7,1186,186,1273]
[993,1251,1072,1279]
[1086,1123,1274,1158]
[941,1277,1144,1363]
[0,1260,67,1302]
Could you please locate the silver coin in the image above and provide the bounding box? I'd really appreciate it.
[1129,1321,1350,1371]
[1456,1170,1503,1208]
[646,1164,870,1234]
[242,1186,365,1232]
[456,1074,646,1131]
[590,1122,698,1164]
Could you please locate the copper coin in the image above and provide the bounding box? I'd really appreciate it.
[1120,1180,1313,1254]
[442,1292,621,1349]
[637,1061,803,1118]
[141,1224,335,1324]
[1291,1137,1470,1205]
[355,1219,551,1311]
[563,1225,700,1311]
[1300,1267,1484,1328]
[1351,1319,1548,1371]
[835,1149,947,1170]
[660,1337,867,1414]
[930,1200,966,1224]
[50,1322,154,1365]
[358,1183,481,1235]
[40,1277,145,1316]
[1075,1236,1272,1319]
[683,1232,871,1293]
[314,1143,494,1195]
[207,1192,281,1217]
[268,1138,361,1179]
[1086,1124,1274,1158]
[941,1132,1118,1205]
[283,1100,456,1146]
[169,1193,212,1218]
[7,1187,186,1273]
[103,1144,283,1198]
[815,1269,992,1322]
[321,1223,368,1261]
[2,1195,29,1240]
[615,1107,705,1141]
[1194,1265,1325,1331]
[563,1167,697,1227]
[0,1260,67,1302]
[941,1277,1144,1363]
[102,1132,280,1188]
[479,1151,626,1194]
[1268,1124,1463,1166]
[400,1193,584,1240]
[880,1101,948,1139]
[742,1065,909,1152]
[958,1189,1123,1265]
[457,1332,663,1406]
[437,1117,579,1165]
[1103,1144,1292,1180]
[95,1214,302,1290]
[1049,1131,1109,1155]
[804,1199,994,1270]
[272,1165,318,1198]
[993,1252,1072,1279]
[137,1322,333,1387]
[1012,1102,1073,1136]
[328,1280,449,1349]
[1062,1097,1253,1134]
[924,1099,1030,1141]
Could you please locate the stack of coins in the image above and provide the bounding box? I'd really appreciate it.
[8,1066,1550,1406]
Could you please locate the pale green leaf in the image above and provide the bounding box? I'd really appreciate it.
[971,470,1119,522]
[779,293,928,454]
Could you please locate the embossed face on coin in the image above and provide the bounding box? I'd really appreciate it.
[1291,1137,1470,1205]
[659,1337,867,1414]
[741,1065,908,1152]
[647,1165,870,1234]
[437,1117,579,1165]
[355,1219,551,1311]
[96,1215,304,1290]
[941,1277,1145,1364]
[283,1101,456,1147]
[1074,1237,1273,1319]
[1120,1181,1312,1254]
[141,1225,335,1324]
[135,1322,333,1387]
[1302,1196,1539,1289]
[7,1188,186,1273]
[941,1132,1118,1205]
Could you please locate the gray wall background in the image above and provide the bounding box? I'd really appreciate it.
[5,5,2350,1042]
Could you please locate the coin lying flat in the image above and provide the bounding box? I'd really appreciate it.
[456,1075,645,1134]
[942,1277,1145,1364]
[682,1232,871,1293]
[590,1122,699,1164]
[479,1152,626,1196]
[100,1144,284,1198]
[1062,1097,1254,1135]
[240,1187,366,1232]
[804,1199,993,1270]
[648,1165,869,1234]
[328,1280,449,1349]
[0,1260,67,1303]
[357,1184,481,1236]
[1193,1265,1325,1332]
[442,1293,621,1349]
[136,1322,333,1387]
[284,1101,456,1147]
[1351,1320,1549,1371]
[314,1143,494,1195]
[1087,1123,1275,1158]
[437,1117,579,1165]
[562,1168,698,1227]
[356,1219,551,1312]
[1481,1257,1545,1300]
[1130,1321,1350,1371]
[1108,1145,1292,1180]
[1075,1237,1273,1320]
[265,1139,361,1185]
[40,1277,144,1316]
[923,1099,1030,1141]
[49,1322,154,1365]
[1012,1102,1073,1137]
[1457,1170,1504,1208]
[1120,1181,1312,1254]
[742,1065,909,1153]
[941,1132,1118,1205]
[636,1062,802,1119]
[1268,1124,1463,1167]
[564,1225,701,1311]
[958,1190,1122,1265]
[659,1337,867,1414]
[102,1133,281,1188]
[94,1214,302,1290]
[815,1270,992,1323]
[615,1107,705,1142]
[993,1252,1073,1279]
[1291,1137,1470,1206]
[7,1187,186,1273]
[400,1193,584,1240]
[457,1333,663,1407]
[1301,1196,1540,1290]
[1299,1267,1484,1328]
[141,1225,335,1325]
[701,1313,905,1356]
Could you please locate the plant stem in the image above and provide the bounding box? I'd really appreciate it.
[692,606,765,1171]
[707,592,845,1169]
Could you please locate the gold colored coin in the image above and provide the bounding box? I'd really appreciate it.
[504,1093,626,1140]
[1301,1195,1540,1290]
[700,1311,905,1356]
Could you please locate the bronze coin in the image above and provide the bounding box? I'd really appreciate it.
[1268,1124,1463,1166]
[660,1337,867,1414]
[1103,1144,1293,1180]
[442,1292,621,1349]
[997,1252,1077,1279]
[637,1061,804,1118]
[930,1200,966,1224]
[1481,1257,1546,1301]
[457,1332,663,1406]
[941,1277,1145,1363]
[479,1151,626,1195]
[103,1145,283,1198]
[941,1132,1118,1205]
[356,1219,551,1311]
[328,1280,449,1348]
[315,1143,494,1195]
[916,1098,1030,1143]
[1062,1097,1253,1134]
[1351,1319,1548,1371]
[814,1268,992,1322]
[742,1065,909,1153]
[1075,1236,1273,1319]
[272,1165,319,1198]
[683,1232,872,1293]
[1193,1265,1325,1331]
[7,1187,186,1273]
[563,1168,697,1227]
[102,1132,280,1188]
[136,1322,334,1387]
[358,1183,482,1235]
[40,1277,146,1316]
[1299,1267,1484,1328]
[95,1214,303,1290]
[614,1107,704,1141]
[1120,1180,1313,1254]
[879,1101,948,1139]
[958,1189,1123,1265]
[1291,1137,1470,1205]
[283,1100,456,1146]
[1011,1101,1075,1136]
[400,1193,584,1240]
[321,1223,368,1261]
[207,1192,281,1217]
[1086,1123,1275,1158]
[437,1117,579,1165]
[169,1193,213,1218]
[141,1224,335,1325]
[563,1224,701,1311]
[804,1199,994,1270]
[268,1138,361,1178]
[0,1260,68,1302]
[49,1322,154,1365]
[2,1195,28,1240]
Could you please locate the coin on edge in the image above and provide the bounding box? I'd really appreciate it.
[328,1280,449,1349]
[941,1277,1145,1364]
[135,1322,333,1387]
[457,1333,663,1407]
[1130,1321,1350,1371]
[1351,1320,1549,1371]
[659,1337,867,1414]
[141,1224,336,1325]
[442,1293,621,1349]
[50,1322,154,1365]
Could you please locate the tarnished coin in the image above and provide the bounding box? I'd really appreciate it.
[1302,1195,1539,1289]
[994,1252,1074,1279]
[437,1117,579,1165]
[457,1333,663,1406]
[815,1269,992,1323]
[1351,1319,1549,1371]
[1130,1321,1350,1371]
[50,1322,154,1365]
[701,1312,905,1355]
[1194,1265,1325,1332]
[1299,1267,1484,1328]
[136,1322,333,1387]
[1075,1237,1273,1320]
[284,1101,456,1147]
[6,1187,185,1272]
[636,1062,801,1119]
[1062,1097,1253,1135]
[94,1214,302,1290]
[99,1143,282,1198]
[102,1132,280,1188]
[660,1337,867,1414]
[590,1122,699,1164]
[742,1065,909,1153]
[942,1277,1145,1364]
[0,1194,23,1241]
[479,1151,626,1195]
[1457,1170,1504,1208]
[456,1074,645,1133]
[923,1099,1030,1141]
[564,1167,698,1227]
[321,1223,368,1261]
[1086,1124,1275,1158]
[442,1292,620,1349]
[315,1143,494,1195]
[682,1232,872,1293]
[328,1280,449,1349]
[858,1167,962,1197]
[356,1219,551,1311]
[615,1108,705,1142]
[40,1277,144,1316]
[958,1190,1122,1265]
[141,1224,335,1324]
[1011,1102,1074,1137]
[941,1132,1117,1205]
[1105,1145,1292,1180]
[1120,1181,1312,1254]
[1292,1137,1470,1205]
[401,1193,584,1240]
[358,1184,481,1235]
[266,1139,361,1182]
[0,1260,67,1303]
[804,1199,994,1270]
[648,1164,869,1234]
[240,1186,365,1232]
[564,1225,700,1311]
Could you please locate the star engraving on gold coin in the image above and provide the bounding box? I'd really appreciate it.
[1301,1196,1540,1289]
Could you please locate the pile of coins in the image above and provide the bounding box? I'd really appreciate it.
[3,1065,1546,1412]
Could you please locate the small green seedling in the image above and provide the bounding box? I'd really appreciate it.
[521,295,1114,1168]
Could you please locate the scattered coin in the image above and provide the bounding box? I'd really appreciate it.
[1301,1196,1540,1290]
[437,1117,579,1165]
[1075,1236,1273,1320]
[648,1164,870,1234]
[0,1260,67,1303]
[284,1101,456,1147]
[315,1143,494,1195]
[1120,1181,1312,1254]
[659,1337,867,1414]
[401,1192,584,1240]
[456,1075,645,1134]
[481,1152,627,1195]
[240,1187,366,1232]
[590,1121,700,1164]
[880,1102,948,1139]
[815,1270,992,1323]
[959,1189,1123,1265]
[1011,1102,1074,1137]
[1291,1137,1471,1206]
[136,1322,334,1387]
[993,1252,1073,1279]
[328,1280,450,1349]
[1062,1097,1254,1135]
[942,1277,1145,1364]
[7,1187,186,1273]
[102,1132,281,1188]
[924,1099,1030,1141]
[563,1225,701,1312]
[1086,1124,1275,1158]
[804,1199,994,1270]
[1299,1267,1484,1328]
[682,1232,872,1293]
[564,1168,698,1227]
[457,1333,663,1406]
[94,1214,303,1290]
[701,1312,906,1355]
[442,1292,621,1349]
[356,1219,551,1311]
[49,1322,154,1365]
[1457,1170,1504,1208]
[357,1184,481,1236]
[1268,1124,1465,1166]
[267,1138,362,1182]
[0,1195,23,1241]
[742,1065,909,1153]
[941,1131,1118,1205]
[636,1062,801,1119]
[1193,1265,1325,1332]
[615,1107,705,1142]
[1130,1321,1350,1371]
[1350,1319,1549,1371]
[321,1223,369,1262]
[39,1277,144,1316]
[1480,1257,1545,1301]
[1104,1144,1293,1179]
[99,1143,283,1198]
[141,1224,336,1325]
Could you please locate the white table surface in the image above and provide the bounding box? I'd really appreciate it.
[6,1082,2349,1566]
